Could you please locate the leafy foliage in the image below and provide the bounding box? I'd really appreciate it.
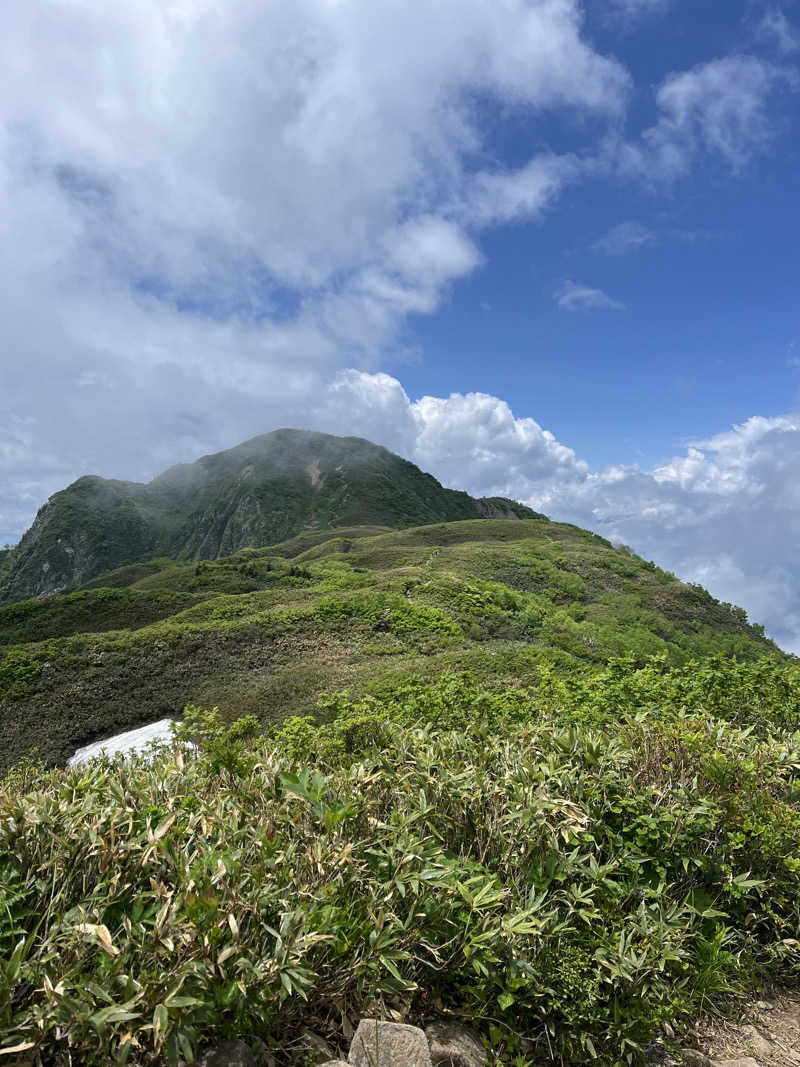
[1,663,798,1066]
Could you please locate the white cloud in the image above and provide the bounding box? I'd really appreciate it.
[316,370,589,499]
[466,153,582,227]
[622,56,792,181]
[555,280,626,312]
[758,8,800,55]
[593,221,655,255]
[0,0,633,548]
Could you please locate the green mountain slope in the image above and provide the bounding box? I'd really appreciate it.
[0,517,781,773]
[0,431,537,604]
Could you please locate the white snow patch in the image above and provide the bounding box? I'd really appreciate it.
[68,718,176,766]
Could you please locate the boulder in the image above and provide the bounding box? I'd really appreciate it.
[349,1020,433,1067]
[425,1020,487,1067]
[199,1040,257,1067]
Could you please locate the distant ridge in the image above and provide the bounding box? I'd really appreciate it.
[0,429,539,603]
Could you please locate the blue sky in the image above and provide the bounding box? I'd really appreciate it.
[2,0,800,648]
[392,0,800,467]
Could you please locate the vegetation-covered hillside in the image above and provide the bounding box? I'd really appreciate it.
[0,517,780,773]
[0,431,536,603]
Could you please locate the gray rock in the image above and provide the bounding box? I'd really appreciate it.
[320,1061,349,1067]
[301,1030,336,1063]
[711,1059,760,1067]
[349,1020,433,1067]
[425,1020,487,1067]
[739,1024,773,1059]
[680,1052,714,1067]
[199,1039,257,1067]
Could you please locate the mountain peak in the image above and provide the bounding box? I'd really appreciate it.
[1,431,537,603]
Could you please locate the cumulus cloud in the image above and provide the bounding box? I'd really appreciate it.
[0,0,633,547]
[555,280,626,311]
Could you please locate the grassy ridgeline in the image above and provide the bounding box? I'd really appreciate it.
[0,520,782,773]
[1,667,799,1067]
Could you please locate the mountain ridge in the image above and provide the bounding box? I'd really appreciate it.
[0,429,538,604]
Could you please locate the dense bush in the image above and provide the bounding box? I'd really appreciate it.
[1,663,798,1066]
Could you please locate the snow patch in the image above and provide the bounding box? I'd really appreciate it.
[68,718,176,766]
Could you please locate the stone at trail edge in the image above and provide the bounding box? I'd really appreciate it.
[711,1058,760,1067]
[425,1020,487,1067]
[738,1024,773,1060]
[198,1039,257,1067]
[679,1052,713,1067]
[349,1020,433,1067]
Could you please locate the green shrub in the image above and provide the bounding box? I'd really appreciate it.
[0,649,41,698]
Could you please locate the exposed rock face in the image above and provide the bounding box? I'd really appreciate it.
[349,1020,433,1067]
[1,430,539,604]
[475,497,539,520]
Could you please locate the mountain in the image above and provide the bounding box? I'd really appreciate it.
[0,430,537,604]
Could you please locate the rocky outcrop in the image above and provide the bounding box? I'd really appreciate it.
[475,496,541,520]
[193,995,800,1067]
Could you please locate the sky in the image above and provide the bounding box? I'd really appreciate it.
[2,0,800,648]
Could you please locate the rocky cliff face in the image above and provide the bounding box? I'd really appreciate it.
[1,430,537,603]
